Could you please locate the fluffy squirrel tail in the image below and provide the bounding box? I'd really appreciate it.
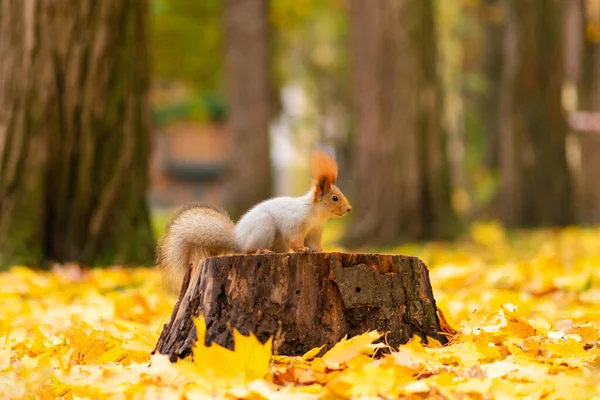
[156,202,239,294]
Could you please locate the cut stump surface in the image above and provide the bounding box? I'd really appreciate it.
[153,252,447,361]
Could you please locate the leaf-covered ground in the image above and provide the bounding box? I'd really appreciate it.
[2,222,600,399]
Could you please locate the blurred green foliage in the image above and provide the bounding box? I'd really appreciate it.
[150,0,349,130]
[152,93,227,126]
[151,0,223,95]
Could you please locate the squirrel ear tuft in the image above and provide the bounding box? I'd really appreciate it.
[311,150,338,184]
[318,177,330,195]
[311,150,337,202]
[313,176,331,202]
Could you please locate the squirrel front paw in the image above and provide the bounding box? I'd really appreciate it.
[294,247,314,253]
[254,249,275,255]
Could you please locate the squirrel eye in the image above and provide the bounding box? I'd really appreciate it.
[332,195,339,202]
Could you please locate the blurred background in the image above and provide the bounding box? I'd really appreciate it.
[1,0,600,268]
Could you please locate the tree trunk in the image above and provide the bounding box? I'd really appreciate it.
[223,0,273,220]
[498,0,574,228]
[479,0,505,171]
[153,252,448,361]
[342,0,455,248]
[574,0,600,224]
[0,1,154,267]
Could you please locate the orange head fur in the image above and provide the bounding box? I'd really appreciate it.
[311,150,352,218]
[311,150,338,194]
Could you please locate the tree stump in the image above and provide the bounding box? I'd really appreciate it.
[153,252,448,361]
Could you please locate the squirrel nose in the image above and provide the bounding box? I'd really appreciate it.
[347,207,352,213]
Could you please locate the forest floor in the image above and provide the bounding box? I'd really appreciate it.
[1,221,600,399]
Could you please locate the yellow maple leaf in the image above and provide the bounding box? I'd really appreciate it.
[554,320,600,345]
[328,359,412,398]
[542,336,587,359]
[174,315,272,394]
[321,331,383,369]
[301,345,324,361]
[96,346,128,364]
[502,307,537,338]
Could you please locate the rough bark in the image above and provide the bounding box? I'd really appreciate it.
[342,0,455,248]
[0,1,154,267]
[153,252,447,361]
[223,0,272,220]
[498,0,574,228]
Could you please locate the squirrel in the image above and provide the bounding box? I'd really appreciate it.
[156,150,352,294]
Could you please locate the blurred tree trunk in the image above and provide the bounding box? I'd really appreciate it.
[480,0,504,170]
[342,0,456,248]
[574,0,600,223]
[0,1,154,267]
[498,0,574,228]
[223,0,272,219]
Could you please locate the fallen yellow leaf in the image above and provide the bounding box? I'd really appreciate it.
[321,331,383,369]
